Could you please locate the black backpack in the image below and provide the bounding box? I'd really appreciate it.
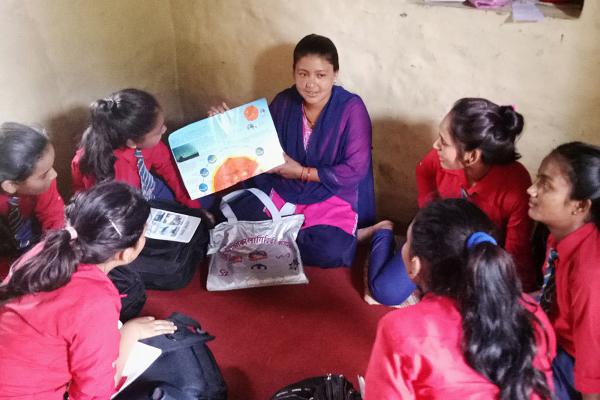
[271,374,362,400]
[115,312,227,400]
[127,200,210,290]
[107,265,147,322]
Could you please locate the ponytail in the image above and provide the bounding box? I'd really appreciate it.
[460,243,551,400]
[0,230,79,303]
[411,199,552,400]
[0,181,150,304]
[78,88,161,182]
[79,100,119,182]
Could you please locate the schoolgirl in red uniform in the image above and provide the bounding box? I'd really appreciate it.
[527,142,600,399]
[71,88,199,208]
[365,98,536,307]
[0,122,64,256]
[0,182,176,399]
[365,199,554,399]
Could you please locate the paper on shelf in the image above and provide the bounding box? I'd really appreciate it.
[512,0,545,21]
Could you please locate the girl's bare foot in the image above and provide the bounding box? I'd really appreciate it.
[357,220,394,243]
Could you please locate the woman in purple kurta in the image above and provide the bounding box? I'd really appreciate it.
[248,34,375,267]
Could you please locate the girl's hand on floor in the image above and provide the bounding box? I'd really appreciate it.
[207,102,230,117]
[123,316,177,340]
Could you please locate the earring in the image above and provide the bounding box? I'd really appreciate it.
[571,210,578,215]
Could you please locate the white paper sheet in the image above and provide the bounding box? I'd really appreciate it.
[358,375,366,397]
[111,341,162,398]
[145,208,201,243]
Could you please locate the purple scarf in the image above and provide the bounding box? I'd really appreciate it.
[256,85,375,225]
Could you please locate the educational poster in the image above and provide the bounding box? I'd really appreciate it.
[168,98,285,199]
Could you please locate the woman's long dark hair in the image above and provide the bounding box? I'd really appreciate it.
[450,98,524,165]
[0,122,49,182]
[0,181,149,304]
[79,88,160,182]
[410,199,551,400]
[551,141,600,230]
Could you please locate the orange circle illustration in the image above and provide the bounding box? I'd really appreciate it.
[244,105,259,121]
[213,156,260,192]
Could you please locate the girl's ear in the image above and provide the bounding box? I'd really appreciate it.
[1,180,18,195]
[407,255,423,280]
[462,148,482,167]
[106,240,142,269]
[114,247,136,265]
[125,139,137,149]
[121,247,137,264]
[573,199,592,217]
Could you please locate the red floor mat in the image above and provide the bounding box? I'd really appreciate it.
[142,250,390,400]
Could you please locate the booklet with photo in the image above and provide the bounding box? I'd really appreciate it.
[145,208,201,243]
[168,98,284,199]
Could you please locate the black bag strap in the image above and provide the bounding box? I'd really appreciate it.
[141,313,214,353]
[167,312,203,331]
[271,374,361,400]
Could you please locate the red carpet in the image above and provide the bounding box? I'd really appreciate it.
[1,249,390,400]
[142,248,390,399]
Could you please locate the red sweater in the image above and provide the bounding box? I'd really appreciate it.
[546,223,600,393]
[0,179,65,231]
[0,263,121,399]
[71,141,199,208]
[365,294,555,399]
[416,149,536,291]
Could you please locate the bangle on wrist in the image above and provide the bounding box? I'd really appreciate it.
[306,167,312,182]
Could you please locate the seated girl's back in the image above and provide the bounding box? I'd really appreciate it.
[365,199,554,400]
[0,182,176,399]
[0,262,121,398]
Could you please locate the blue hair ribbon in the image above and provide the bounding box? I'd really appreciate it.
[466,231,497,250]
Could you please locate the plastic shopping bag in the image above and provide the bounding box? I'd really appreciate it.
[206,188,308,291]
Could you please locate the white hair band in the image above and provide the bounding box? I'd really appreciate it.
[65,226,78,240]
[108,219,123,238]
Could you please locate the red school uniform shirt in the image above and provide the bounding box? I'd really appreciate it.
[545,223,600,393]
[364,294,555,400]
[71,141,199,208]
[0,263,121,399]
[0,178,65,231]
[416,149,536,290]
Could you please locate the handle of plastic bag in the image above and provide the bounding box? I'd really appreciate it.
[220,188,281,223]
